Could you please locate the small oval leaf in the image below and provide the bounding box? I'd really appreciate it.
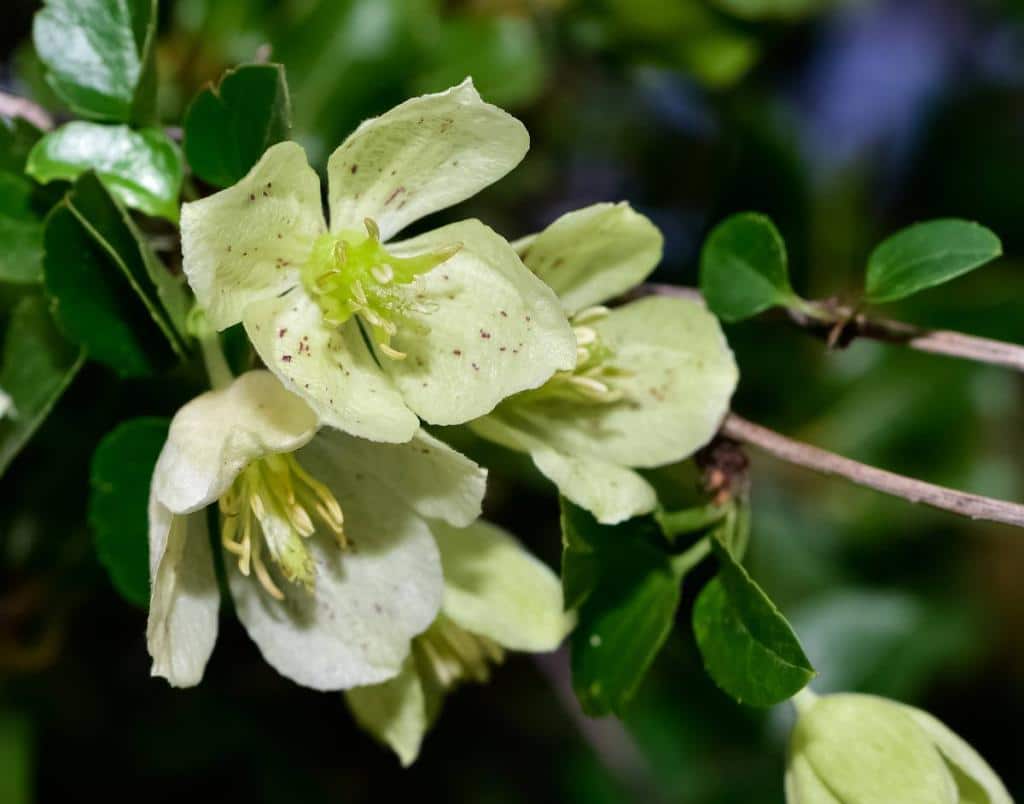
[865,219,1002,304]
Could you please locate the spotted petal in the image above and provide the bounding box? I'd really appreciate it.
[515,203,663,313]
[153,370,319,515]
[243,291,419,443]
[327,79,529,242]
[380,219,576,425]
[432,519,571,651]
[229,429,444,690]
[146,501,219,687]
[181,141,324,330]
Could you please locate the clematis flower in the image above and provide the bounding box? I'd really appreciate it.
[180,80,576,444]
[471,203,739,525]
[345,518,571,765]
[787,690,1012,803]
[147,369,486,690]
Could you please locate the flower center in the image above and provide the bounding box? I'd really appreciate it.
[520,306,629,405]
[413,615,504,689]
[300,218,460,360]
[218,452,346,600]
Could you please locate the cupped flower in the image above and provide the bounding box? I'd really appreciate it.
[344,519,572,765]
[786,690,1012,804]
[147,370,486,690]
[180,80,576,444]
[471,203,739,525]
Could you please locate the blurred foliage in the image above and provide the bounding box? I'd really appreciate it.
[2,0,1024,802]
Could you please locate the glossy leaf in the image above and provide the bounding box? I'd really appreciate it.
[32,0,158,123]
[0,295,84,476]
[693,537,814,706]
[562,500,682,716]
[699,212,800,322]
[90,417,169,606]
[184,63,292,188]
[44,174,189,377]
[27,123,183,221]
[865,219,1002,304]
[0,173,45,284]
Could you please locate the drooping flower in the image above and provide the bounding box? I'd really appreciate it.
[345,518,571,765]
[786,690,1012,804]
[180,80,576,444]
[471,203,739,525]
[147,369,486,690]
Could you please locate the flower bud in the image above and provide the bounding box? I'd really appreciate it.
[786,691,1011,804]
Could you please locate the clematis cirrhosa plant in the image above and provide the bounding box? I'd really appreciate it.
[471,203,740,525]
[147,369,487,690]
[345,518,571,765]
[180,80,576,444]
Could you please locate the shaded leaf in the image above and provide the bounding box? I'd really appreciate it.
[0,173,45,284]
[699,212,799,322]
[32,0,158,123]
[0,294,83,476]
[27,123,183,221]
[865,219,1002,303]
[0,116,42,173]
[184,63,292,188]
[90,417,169,606]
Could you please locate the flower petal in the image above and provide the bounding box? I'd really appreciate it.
[483,296,737,469]
[314,428,485,528]
[345,656,442,767]
[243,291,418,443]
[153,370,318,514]
[181,141,325,330]
[432,519,571,651]
[381,218,576,425]
[146,501,219,687]
[516,203,663,313]
[229,431,444,690]
[326,79,529,241]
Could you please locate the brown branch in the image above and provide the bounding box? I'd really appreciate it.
[640,283,1024,374]
[720,413,1024,529]
[0,91,54,131]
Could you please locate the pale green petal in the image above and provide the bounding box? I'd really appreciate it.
[432,519,572,651]
[146,501,219,688]
[899,704,1013,804]
[345,656,442,767]
[181,141,324,330]
[516,203,663,313]
[153,370,318,514]
[531,447,657,525]
[785,752,843,804]
[315,428,485,528]
[229,430,444,690]
[791,694,959,804]
[243,290,418,444]
[487,296,737,468]
[380,218,576,425]
[327,79,528,241]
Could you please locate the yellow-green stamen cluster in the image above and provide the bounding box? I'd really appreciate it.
[219,452,346,600]
[300,218,460,360]
[414,615,505,689]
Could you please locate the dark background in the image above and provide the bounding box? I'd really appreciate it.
[2,0,1024,801]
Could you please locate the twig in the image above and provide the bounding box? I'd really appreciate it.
[0,91,54,131]
[640,283,1024,375]
[720,413,1024,529]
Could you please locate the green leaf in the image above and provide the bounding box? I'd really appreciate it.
[0,294,84,476]
[561,499,683,716]
[43,173,190,377]
[0,173,45,284]
[865,219,1002,304]
[693,536,814,706]
[0,710,33,804]
[184,63,292,188]
[0,116,42,173]
[90,417,169,606]
[32,0,158,123]
[699,212,800,322]
[27,123,183,221]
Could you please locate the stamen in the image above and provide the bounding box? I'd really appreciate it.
[414,615,505,690]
